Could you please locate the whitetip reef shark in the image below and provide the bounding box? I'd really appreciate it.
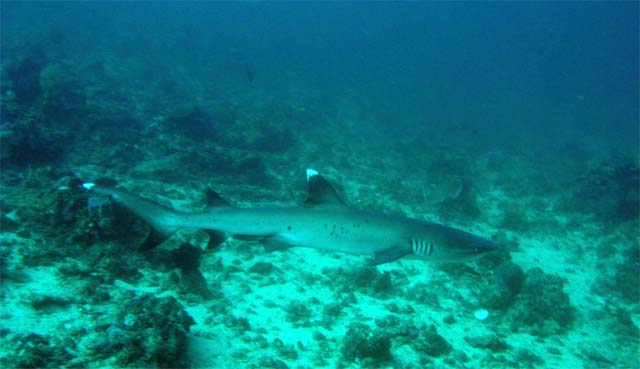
[83,169,498,265]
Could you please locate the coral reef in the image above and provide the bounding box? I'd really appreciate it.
[341,322,392,365]
[507,267,576,337]
[560,158,639,223]
[163,105,218,141]
[93,293,195,367]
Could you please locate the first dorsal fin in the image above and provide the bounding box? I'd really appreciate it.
[304,168,346,207]
[204,189,231,208]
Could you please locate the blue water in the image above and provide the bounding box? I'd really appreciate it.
[1,2,638,368]
[3,2,637,153]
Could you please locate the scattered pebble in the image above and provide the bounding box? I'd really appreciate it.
[474,309,489,321]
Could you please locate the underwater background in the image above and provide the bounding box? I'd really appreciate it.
[1,2,638,368]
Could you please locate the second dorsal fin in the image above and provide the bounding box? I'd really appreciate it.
[304,168,346,207]
[204,189,231,208]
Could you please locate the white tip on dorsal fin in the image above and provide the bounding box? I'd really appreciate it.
[306,168,319,182]
[82,182,96,190]
[304,168,346,207]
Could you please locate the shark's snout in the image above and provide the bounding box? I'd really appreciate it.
[442,228,500,260]
[465,234,500,260]
[472,235,500,252]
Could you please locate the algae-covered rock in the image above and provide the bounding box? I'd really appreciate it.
[255,357,289,369]
[341,322,392,364]
[248,261,276,276]
[515,348,545,367]
[94,293,195,368]
[611,245,640,303]
[374,315,421,346]
[508,267,575,336]
[496,262,526,295]
[3,52,47,104]
[435,176,481,221]
[559,159,639,223]
[163,105,217,141]
[372,271,393,293]
[285,301,312,327]
[4,333,74,368]
[272,338,299,360]
[1,120,66,167]
[478,261,526,310]
[40,62,87,128]
[593,242,639,305]
[29,294,74,313]
[414,324,451,357]
[464,334,509,352]
[334,266,395,297]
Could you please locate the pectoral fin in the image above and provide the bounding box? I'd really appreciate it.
[205,230,228,250]
[371,246,412,265]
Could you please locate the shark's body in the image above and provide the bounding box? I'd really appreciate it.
[86,170,498,264]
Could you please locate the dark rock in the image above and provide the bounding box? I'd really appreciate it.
[248,261,275,276]
[508,267,575,336]
[313,331,327,341]
[416,324,451,357]
[1,121,66,167]
[322,302,342,318]
[476,261,524,311]
[274,340,298,360]
[465,335,509,352]
[602,306,640,340]
[172,243,203,271]
[257,357,289,369]
[443,315,456,324]
[223,315,251,334]
[515,348,545,366]
[30,294,73,313]
[372,271,393,293]
[0,213,19,231]
[559,159,639,222]
[237,157,271,185]
[40,63,87,128]
[436,176,481,220]
[353,267,379,288]
[285,301,312,327]
[254,125,296,153]
[481,283,514,310]
[611,246,640,303]
[180,269,213,299]
[95,294,195,367]
[496,262,526,295]
[163,105,217,141]
[341,323,392,363]
[4,52,46,104]
[6,333,74,368]
[342,266,395,296]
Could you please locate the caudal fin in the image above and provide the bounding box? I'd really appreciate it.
[84,180,181,249]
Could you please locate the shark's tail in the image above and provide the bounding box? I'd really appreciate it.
[83,180,184,250]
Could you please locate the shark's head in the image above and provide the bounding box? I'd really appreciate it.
[443,228,499,260]
[420,225,499,261]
